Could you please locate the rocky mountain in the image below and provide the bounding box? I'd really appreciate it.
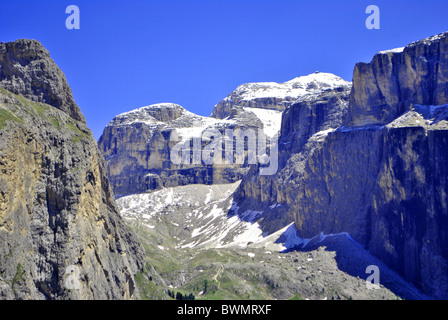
[234,83,353,235]
[100,31,448,300]
[210,72,350,119]
[99,73,350,198]
[0,39,85,123]
[0,39,151,300]
[4,30,446,301]
[347,33,448,127]
[98,103,253,197]
[234,31,448,299]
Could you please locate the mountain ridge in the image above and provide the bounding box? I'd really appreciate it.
[2,30,448,300]
[103,30,448,299]
[210,72,351,119]
[0,39,85,123]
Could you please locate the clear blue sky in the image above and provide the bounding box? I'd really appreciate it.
[1,0,447,139]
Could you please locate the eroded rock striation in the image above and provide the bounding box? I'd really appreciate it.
[0,40,146,300]
[347,32,448,126]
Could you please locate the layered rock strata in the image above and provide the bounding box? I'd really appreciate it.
[235,32,448,298]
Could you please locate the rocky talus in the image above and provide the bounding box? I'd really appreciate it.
[234,31,448,299]
[0,40,146,300]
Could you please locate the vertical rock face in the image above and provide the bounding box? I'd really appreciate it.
[234,31,448,298]
[0,39,85,123]
[368,123,448,298]
[347,32,448,126]
[98,103,255,197]
[285,116,448,298]
[0,40,145,300]
[234,84,352,234]
[279,85,352,155]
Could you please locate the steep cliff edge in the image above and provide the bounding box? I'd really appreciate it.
[234,84,352,234]
[0,40,146,300]
[347,32,448,126]
[234,31,448,298]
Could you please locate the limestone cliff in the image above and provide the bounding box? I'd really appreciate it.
[0,40,146,300]
[98,103,265,197]
[347,32,448,126]
[234,84,352,234]
[100,73,349,197]
[234,31,448,298]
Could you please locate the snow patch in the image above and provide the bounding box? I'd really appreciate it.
[378,47,405,54]
[309,128,336,141]
[226,73,350,103]
[230,222,264,247]
[243,107,282,138]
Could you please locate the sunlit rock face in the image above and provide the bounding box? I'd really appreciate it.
[0,39,145,300]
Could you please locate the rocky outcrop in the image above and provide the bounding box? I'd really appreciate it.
[0,39,85,123]
[347,32,448,126]
[0,40,146,300]
[284,111,448,298]
[98,103,256,197]
[234,31,448,298]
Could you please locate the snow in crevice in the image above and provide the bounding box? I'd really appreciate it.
[309,128,336,142]
[336,124,385,133]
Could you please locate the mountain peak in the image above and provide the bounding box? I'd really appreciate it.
[0,38,85,122]
[211,72,351,119]
[110,103,188,126]
[285,72,351,88]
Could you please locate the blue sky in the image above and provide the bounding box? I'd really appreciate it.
[1,0,447,139]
